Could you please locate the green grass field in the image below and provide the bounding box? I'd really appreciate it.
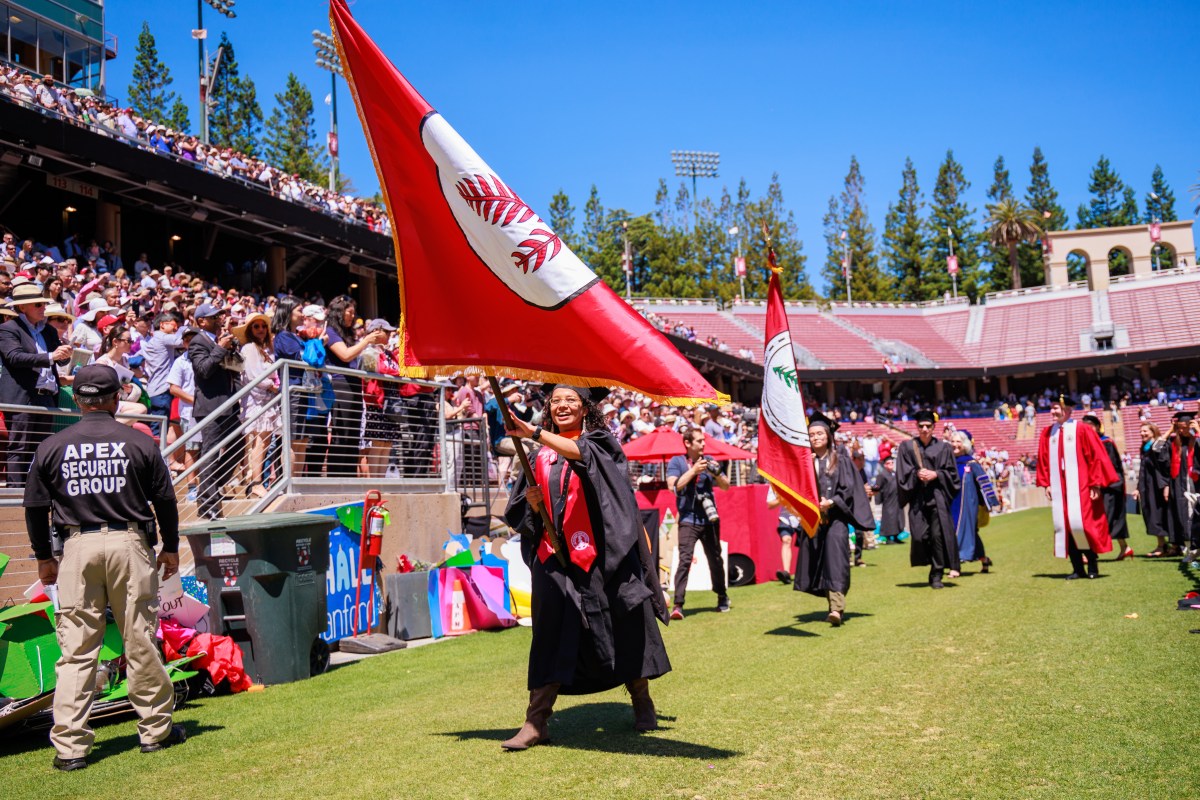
[3,507,1197,800]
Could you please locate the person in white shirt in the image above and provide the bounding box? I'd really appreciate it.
[167,328,200,501]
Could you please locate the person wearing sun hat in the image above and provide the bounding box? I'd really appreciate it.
[896,408,961,589]
[0,283,73,485]
[233,311,277,499]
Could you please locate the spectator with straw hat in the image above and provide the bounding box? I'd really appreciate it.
[0,283,73,485]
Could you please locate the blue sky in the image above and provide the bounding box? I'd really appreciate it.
[104,0,1198,291]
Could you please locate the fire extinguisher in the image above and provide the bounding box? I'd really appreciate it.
[353,490,388,637]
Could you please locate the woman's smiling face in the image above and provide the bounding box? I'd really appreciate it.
[550,388,585,432]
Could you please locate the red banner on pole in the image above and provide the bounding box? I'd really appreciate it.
[756,255,822,536]
[735,256,746,277]
[947,254,959,275]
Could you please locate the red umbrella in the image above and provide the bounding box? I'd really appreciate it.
[622,428,754,462]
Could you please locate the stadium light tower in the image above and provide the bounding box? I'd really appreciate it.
[670,150,719,232]
[313,30,344,192]
[194,0,236,145]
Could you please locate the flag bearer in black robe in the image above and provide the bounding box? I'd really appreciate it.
[503,385,670,751]
[1083,414,1131,560]
[1163,410,1200,560]
[896,410,961,589]
[794,413,874,626]
[1135,422,1170,557]
[869,454,903,544]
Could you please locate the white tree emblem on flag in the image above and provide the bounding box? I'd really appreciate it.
[422,113,595,309]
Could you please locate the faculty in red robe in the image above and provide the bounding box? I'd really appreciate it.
[1036,396,1119,579]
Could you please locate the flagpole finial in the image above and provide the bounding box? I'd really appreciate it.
[760,222,782,275]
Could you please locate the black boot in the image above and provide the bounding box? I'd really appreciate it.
[929,568,944,589]
[1085,550,1099,579]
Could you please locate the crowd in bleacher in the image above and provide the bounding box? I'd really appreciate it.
[0,65,391,234]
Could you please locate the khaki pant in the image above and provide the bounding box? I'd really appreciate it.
[827,591,846,614]
[51,527,174,758]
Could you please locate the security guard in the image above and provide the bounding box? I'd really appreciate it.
[25,364,186,771]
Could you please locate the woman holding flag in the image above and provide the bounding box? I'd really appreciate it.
[502,384,670,751]
[794,412,875,626]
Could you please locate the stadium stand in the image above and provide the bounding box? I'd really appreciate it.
[1108,276,1200,352]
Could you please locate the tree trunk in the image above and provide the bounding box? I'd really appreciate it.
[1008,242,1022,290]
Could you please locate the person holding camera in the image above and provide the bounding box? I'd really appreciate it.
[666,427,731,618]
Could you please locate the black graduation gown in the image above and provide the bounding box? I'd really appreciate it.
[1163,434,1200,547]
[1136,440,1168,539]
[871,468,902,538]
[795,446,874,597]
[1100,437,1128,540]
[896,437,961,570]
[504,428,670,694]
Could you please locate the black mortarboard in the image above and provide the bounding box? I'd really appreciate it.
[1081,414,1102,429]
[1052,394,1076,408]
[807,411,838,433]
[540,383,610,405]
[74,364,121,398]
[1173,410,1196,423]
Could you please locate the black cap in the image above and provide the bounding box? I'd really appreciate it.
[74,364,121,398]
[1173,410,1196,423]
[914,409,937,425]
[1081,414,1102,428]
[807,411,838,433]
[1052,394,1076,408]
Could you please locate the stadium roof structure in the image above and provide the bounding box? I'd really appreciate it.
[0,100,396,281]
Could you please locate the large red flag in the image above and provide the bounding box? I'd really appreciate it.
[329,0,723,406]
[755,253,822,536]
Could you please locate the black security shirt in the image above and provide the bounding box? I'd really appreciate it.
[25,411,178,559]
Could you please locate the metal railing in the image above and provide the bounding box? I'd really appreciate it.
[162,360,469,525]
[0,402,167,499]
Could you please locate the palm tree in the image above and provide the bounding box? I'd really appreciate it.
[985,198,1045,290]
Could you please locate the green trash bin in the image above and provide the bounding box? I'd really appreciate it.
[182,512,335,686]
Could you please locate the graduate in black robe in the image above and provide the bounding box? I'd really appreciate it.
[502,384,670,750]
[870,454,903,544]
[794,413,874,626]
[896,410,961,588]
[1083,414,1131,560]
[1162,410,1200,557]
[1135,422,1170,556]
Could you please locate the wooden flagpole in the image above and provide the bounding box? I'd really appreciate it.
[487,376,569,567]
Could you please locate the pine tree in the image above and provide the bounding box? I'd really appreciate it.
[986,156,1013,202]
[744,173,812,300]
[1018,147,1066,288]
[165,98,191,133]
[128,22,179,126]
[262,73,326,185]
[928,150,982,300]
[820,157,887,301]
[547,190,577,251]
[579,184,605,267]
[882,157,928,301]
[208,32,263,156]
[983,156,1017,289]
[1077,155,1137,228]
[1144,165,1178,222]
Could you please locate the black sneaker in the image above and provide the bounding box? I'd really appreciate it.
[52,756,87,772]
[717,596,731,613]
[1065,572,1087,581]
[930,579,944,589]
[141,724,187,753]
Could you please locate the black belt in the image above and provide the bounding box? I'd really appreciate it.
[36,388,57,396]
[71,523,144,535]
